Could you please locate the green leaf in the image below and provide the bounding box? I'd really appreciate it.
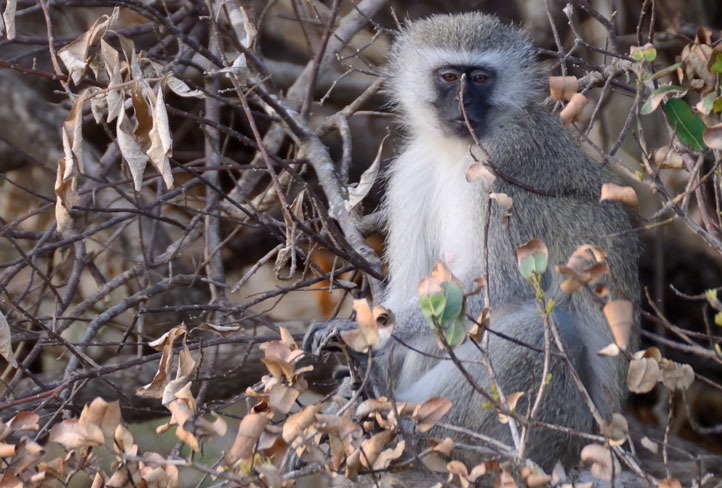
[439,282,464,326]
[715,312,722,327]
[714,96,722,114]
[644,62,682,81]
[545,373,553,385]
[420,292,446,328]
[520,256,534,278]
[663,98,706,151]
[710,52,722,73]
[445,315,466,347]
[640,84,684,115]
[631,46,656,62]
[533,253,548,275]
[546,298,555,315]
[698,92,717,115]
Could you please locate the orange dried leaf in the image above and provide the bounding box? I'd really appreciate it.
[413,396,452,432]
[373,439,405,471]
[560,93,588,126]
[268,383,299,415]
[549,76,579,101]
[603,300,633,349]
[226,414,269,466]
[282,404,321,443]
[658,479,682,488]
[498,391,523,424]
[79,398,121,438]
[600,183,639,207]
[431,437,455,457]
[49,419,104,449]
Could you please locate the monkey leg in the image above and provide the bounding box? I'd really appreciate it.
[394,305,594,469]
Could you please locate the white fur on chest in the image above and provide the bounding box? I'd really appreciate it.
[384,135,485,309]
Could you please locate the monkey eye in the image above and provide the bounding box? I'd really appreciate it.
[440,72,458,82]
[472,74,488,83]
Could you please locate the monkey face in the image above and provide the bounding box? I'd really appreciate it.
[432,65,495,139]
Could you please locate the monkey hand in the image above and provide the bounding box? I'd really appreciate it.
[302,318,359,357]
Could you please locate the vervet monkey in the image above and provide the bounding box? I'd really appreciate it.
[305,12,639,469]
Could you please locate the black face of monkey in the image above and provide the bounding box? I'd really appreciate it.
[432,65,495,139]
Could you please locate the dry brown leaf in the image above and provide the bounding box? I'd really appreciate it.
[413,396,452,432]
[260,340,303,380]
[660,360,694,391]
[466,161,496,191]
[658,478,682,488]
[117,105,149,191]
[79,398,121,438]
[166,76,204,98]
[495,465,518,488]
[147,85,174,189]
[627,357,660,393]
[347,137,385,211]
[447,460,470,488]
[99,39,123,123]
[268,383,299,415]
[58,9,119,84]
[418,275,443,298]
[226,413,269,467]
[641,436,658,454]
[2,412,39,440]
[348,430,394,470]
[526,474,551,487]
[0,443,15,458]
[635,346,662,361]
[0,311,17,368]
[355,398,392,418]
[373,439,405,471]
[549,76,579,101]
[560,93,588,126]
[703,123,722,150]
[580,444,620,481]
[603,300,633,349]
[113,424,136,457]
[606,413,629,446]
[600,183,639,207]
[489,192,513,211]
[136,325,188,399]
[49,419,105,449]
[279,326,297,349]
[2,0,16,40]
[681,32,716,92]
[165,382,201,451]
[469,463,487,482]
[257,464,282,488]
[0,470,22,488]
[282,404,321,443]
[498,391,523,424]
[597,343,620,357]
[431,437,455,457]
[161,339,198,406]
[652,147,685,169]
